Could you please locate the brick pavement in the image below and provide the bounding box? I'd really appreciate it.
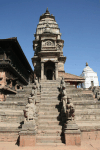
[0,140,100,150]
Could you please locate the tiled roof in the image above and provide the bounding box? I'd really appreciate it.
[58,72,85,82]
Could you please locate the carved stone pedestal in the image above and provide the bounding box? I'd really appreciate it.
[19,121,37,147]
[64,122,81,146]
[19,131,36,147]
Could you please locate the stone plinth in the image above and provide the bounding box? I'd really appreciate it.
[64,122,81,146]
[19,121,37,147]
[19,131,36,147]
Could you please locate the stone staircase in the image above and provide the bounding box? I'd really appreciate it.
[0,80,100,143]
[0,83,41,142]
[65,83,100,131]
[36,80,65,146]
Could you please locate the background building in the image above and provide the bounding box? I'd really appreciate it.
[0,37,34,101]
[80,62,99,88]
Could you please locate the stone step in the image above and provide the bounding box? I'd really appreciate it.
[66,89,82,92]
[41,88,59,91]
[41,91,59,94]
[0,109,23,114]
[39,110,60,116]
[41,85,60,88]
[41,81,60,84]
[40,80,60,83]
[41,97,59,100]
[6,96,40,101]
[39,115,61,120]
[75,109,100,115]
[39,108,60,114]
[40,100,60,103]
[72,98,94,102]
[36,136,64,143]
[39,114,61,118]
[38,118,61,123]
[75,114,100,121]
[0,122,20,128]
[40,107,61,112]
[6,97,28,100]
[76,120,100,128]
[0,101,27,105]
[41,94,59,97]
[41,96,59,99]
[36,143,65,146]
[37,129,62,136]
[40,104,61,109]
[38,120,61,126]
[7,94,30,98]
[71,96,94,100]
[0,102,26,110]
[67,93,93,97]
[39,109,60,114]
[75,105,99,109]
[38,125,62,130]
[0,111,24,123]
[73,101,96,105]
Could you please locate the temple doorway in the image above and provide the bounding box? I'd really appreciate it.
[44,61,55,80]
[46,69,52,80]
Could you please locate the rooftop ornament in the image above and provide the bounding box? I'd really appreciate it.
[86,62,88,66]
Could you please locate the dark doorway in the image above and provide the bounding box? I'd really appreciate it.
[91,81,94,86]
[47,69,52,80]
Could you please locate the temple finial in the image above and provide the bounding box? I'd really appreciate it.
[46,7,50,14]
[46,7,48,11]
[86,62,88,66]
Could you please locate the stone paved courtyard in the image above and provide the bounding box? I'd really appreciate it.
[0,140,100,150]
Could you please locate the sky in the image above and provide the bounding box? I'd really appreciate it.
[0,0,100,84]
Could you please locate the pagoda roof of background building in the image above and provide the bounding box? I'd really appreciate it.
[0,37,33,73]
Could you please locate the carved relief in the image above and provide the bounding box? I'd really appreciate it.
[57,43,63,51]
[42,40,54,47]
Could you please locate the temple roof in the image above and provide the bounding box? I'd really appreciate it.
[0,37,33,73]
[39,8,55,21]
[58,72,85,82]
[35,8,61,37]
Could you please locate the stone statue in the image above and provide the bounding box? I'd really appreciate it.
[97,90,100,100]
[23,97,36,123]
[66,97,75,122]
[61,77,65,88]
[60,77,65,94]
[34,77,39,90]
[62,88,67,112]
[60,77,67,112]
[31,85,37,99]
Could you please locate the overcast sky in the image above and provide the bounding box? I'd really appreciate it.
[0,0,100,84]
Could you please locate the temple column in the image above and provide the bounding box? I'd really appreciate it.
[55,62,58,80]
[41,62,44,80]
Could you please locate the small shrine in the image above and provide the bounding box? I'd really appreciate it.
[80,62,99,88]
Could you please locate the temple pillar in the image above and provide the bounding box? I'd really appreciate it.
[55,62,58,80]
[41,62,44,80]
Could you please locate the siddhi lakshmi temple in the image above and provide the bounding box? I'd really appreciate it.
[0,8,100,147]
